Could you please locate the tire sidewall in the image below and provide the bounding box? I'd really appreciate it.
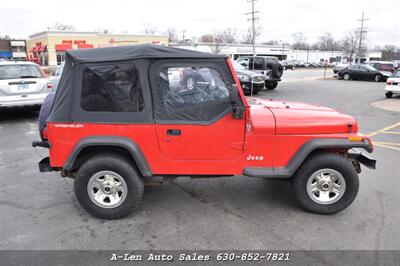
[292,153,359,214]
[74,154,144,219]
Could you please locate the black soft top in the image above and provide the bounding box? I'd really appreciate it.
[66,44,227,63]
[47,44,230,123]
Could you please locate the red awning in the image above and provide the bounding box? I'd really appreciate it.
[55,44,72,51]
[29,46,35,52]
[38,45,47,52]
[33,46,40,52]
[77,44,94,49]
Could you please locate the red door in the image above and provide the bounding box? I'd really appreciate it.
[153,64,246,161]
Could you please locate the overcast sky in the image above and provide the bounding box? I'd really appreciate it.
[0,0,399,47]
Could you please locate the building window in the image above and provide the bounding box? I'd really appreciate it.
[56,52,65,65]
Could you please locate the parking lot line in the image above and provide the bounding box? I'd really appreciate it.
[373,143,400,151]
[372,141,400,147]
[380,131,400,135]
[367,122,400,137]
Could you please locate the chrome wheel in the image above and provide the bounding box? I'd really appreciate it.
[186,77,195,90]
[306,169,346,205]
[87,171,128,208]
[343,73,350,80]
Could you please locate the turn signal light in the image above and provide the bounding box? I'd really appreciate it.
[348,136,363,142]
[47,83,53,90]
[387,81,393,85]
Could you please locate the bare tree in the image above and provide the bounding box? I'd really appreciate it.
[199,34,214,43]
[221,28,237,44]
[166,28,178,43]
[292,32,309,50]
[314,32,342,51]
[143,23,156,35]
[262,40,280,45]
[48,22,75,31]
[0,35,11,40]
[380,45,399,61]
[342,30,366,61]
[242,24,262,44]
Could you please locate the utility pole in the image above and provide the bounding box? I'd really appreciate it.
[246,0,259,70]
[357,11,369,63]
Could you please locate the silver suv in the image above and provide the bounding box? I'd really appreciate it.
[0,61,51,107]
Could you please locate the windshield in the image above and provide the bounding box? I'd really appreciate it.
[366,65,377,71]
[0,64,43,80]
[232,60,246,70]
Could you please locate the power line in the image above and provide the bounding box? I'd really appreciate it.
[357,11,369,63]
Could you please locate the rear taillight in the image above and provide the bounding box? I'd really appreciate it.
[41,127,48,140]
[47,83,53,90]
[387,80,393,85]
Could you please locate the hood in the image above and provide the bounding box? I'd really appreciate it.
[234,68,263,78]
[248,98,358,135]
[380,71,392,77]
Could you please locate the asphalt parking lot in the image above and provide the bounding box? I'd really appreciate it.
[0,69,399,250]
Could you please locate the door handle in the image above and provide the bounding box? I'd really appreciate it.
[167,129,181,136]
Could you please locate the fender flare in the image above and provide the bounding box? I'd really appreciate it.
[63,136,152,177]
[243,138,373,178]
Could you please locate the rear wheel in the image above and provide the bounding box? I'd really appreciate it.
[74,153,144,219]
[374,74,382,82]
[292,152,359,214]
[343,73,351,80]
[265,81,278,90]
[385,92,393,98]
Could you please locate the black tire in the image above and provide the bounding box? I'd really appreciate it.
[292,152,359,214]
[374,74,382,82]
[265,81,278,90]
[74,153,144,219]
[343,73,351,80]
[385,92,393,98]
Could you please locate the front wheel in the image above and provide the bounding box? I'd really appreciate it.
[385,92,393,98]
[292,152,359,214]
[374,74,382,82]
[74,153,144,219]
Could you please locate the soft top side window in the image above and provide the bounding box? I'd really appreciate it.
[80,64,144,112]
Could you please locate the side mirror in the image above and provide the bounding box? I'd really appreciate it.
[230,84,245,119]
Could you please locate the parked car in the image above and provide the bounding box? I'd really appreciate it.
[368,61,396,73]
[281,60,295,70]
[333,63,349,75]
[231,60,265,95]
[0,61,52,108]
[385,70,400,98]
[49,61,65,91]
[338,64,391,82]
[237,56,282,90]
[33,44,375,219]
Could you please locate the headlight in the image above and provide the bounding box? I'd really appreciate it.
[238,75,250,82]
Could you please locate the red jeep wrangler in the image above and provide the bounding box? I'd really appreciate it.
[33,45,376,219]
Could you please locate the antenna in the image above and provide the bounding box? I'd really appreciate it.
[357,11,369,63]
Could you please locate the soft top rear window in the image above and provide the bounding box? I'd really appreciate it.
[0,64,42,80]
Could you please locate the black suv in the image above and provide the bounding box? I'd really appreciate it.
[237,56,283,90]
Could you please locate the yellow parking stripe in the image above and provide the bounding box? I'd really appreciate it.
[367,122,400,137]
[373,141,400,147]
[373,143,400,151]
[380,131,400,135]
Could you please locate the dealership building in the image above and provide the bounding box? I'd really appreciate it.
[26,31,169,66]
[171,42,382,64]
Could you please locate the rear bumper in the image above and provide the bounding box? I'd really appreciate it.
[385,85,400,93]
[0,94,47,107]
